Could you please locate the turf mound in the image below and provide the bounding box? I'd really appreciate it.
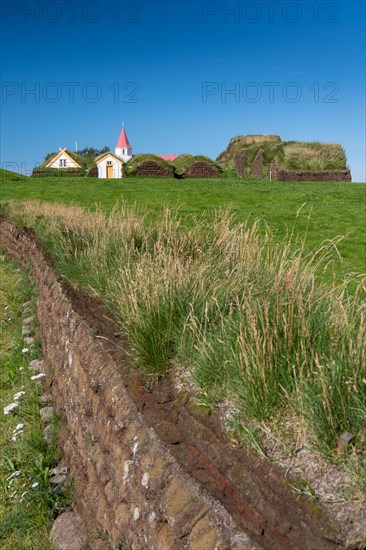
[88,165,98,178]
[173,155,221,178]
[218,135,350,181]
[218,135,281,168]
[125,154,174,177]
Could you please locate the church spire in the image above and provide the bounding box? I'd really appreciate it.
[115,123,133,161]
[116,126,132,149]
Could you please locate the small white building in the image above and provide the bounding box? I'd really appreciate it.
[95,152,124,179]
[115,124,133,162]
[46,148,81,169]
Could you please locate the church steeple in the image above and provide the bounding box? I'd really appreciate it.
[115,123,133,161]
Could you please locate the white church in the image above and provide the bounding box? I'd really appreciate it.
[94,125,133,179]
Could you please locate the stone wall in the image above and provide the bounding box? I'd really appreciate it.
[250,149,264,178]
[269,163,352,182]
[0,219,340,550]
[276,169,351,182]
[183,161,219,178]
[32,168,85,177]
[236,150,246,178]
[137,160,174,177]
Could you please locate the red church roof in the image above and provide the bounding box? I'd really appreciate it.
[157,154,177,161]
[116,127,132,148]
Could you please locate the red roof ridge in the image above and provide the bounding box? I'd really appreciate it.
[156,154,177,161]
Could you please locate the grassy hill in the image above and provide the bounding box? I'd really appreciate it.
[218,135,349,175]
[0,168,27,182]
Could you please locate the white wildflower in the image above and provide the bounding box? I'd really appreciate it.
[3,402,18,414]
[31,482,39,488]
[13,391,25,401]
[30,373,46,380]
[6,471,20,481]
[11,424,24,441]
[22,348,29,353]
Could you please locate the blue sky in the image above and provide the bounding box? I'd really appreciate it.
[1,0,365,180]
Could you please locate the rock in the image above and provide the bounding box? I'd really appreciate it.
[29,358,44,372]
[187,513,219,549]
[160,477,210,538]
[24,336,35,345]
[336,432,354,454]
[44,424,55,443]
[40,406,54,422]
[155,419,183,444]
[51,471,69,485]
[50,511,88,550]
[24,315,35,325]
[22,325,32,336]
[22,301,31,310]
[39,393,52,405]
[51,464,68,476]
[50,463,69,485]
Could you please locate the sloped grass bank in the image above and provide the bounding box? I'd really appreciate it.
[4,201,366,467]
[0,257,71,549]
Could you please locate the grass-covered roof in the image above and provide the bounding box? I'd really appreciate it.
[218,136,348,173]
[173,154,221,176]
[41,150,87,170]
[124,154,173,176]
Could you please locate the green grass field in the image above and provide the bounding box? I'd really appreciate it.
[0,258,71,549]
[1,171,365,279]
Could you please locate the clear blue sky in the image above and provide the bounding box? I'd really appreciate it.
[1,0,365,180]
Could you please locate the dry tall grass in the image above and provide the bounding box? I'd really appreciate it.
[283,142,347,170]
[6,200,366,453]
